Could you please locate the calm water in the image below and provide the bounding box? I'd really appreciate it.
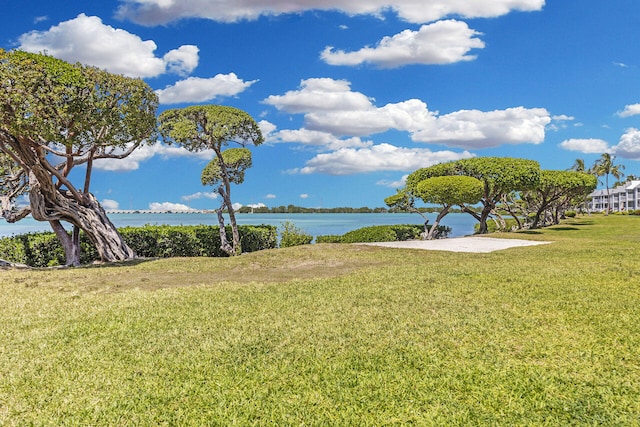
[0,212,477,239]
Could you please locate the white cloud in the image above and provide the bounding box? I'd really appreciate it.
[300,194,310,199]
[149,202,194,212]
[268,128,374,150]
[265,194,277,199]
[559,138,610,154]
[264,78,374,114]
[265,78,550,149]
[292,143,474,175]
[232,202,243,211]
[94,142,215,172]
[321,20,485,68]
[156,74,258,104]
[377,175,408,188]
[258,120,278,138]
[411,107,551,148]
[612,128,640,159]
[163,45,200,76]
[617,104,640,118]
[182,192,218,202]
[18,14,199,78]
[552,115,575,121]
[102,199,120,210]
[117,0,544,25]
[247,203,266,208]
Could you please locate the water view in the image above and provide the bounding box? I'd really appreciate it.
[0,212,477,239]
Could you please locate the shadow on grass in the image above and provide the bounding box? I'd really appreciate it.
[76,257,159,270]
[565,220,595,226]
[548,226,580,232]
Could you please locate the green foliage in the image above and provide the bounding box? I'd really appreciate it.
[565,210,577,218]
[0,225,277,266]
[415,175,484,206]
[315,235,343,244]
[201,148,253,187]
[408,157,541,196]
[317,224,449,243]
[279,221,313,248]
[158,105,264,151]
[340,226,398,243]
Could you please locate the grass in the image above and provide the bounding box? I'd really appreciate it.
[1,214,639,425]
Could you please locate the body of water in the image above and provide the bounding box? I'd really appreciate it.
[0,212,477,239]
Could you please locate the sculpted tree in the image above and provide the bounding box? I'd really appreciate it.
[408,157,540,234]
[413,176,484,239]
[0,50,158,266]
[522,170,597,228]
[201,147,253,255]
[158,105,263,256]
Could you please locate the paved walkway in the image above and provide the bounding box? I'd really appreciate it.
[359,236,551,253]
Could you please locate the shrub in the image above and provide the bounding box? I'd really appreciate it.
[279,221,312,248]
[340,226,397,243]
[316,224,448,244]
[315,235,343,244]
[0,224,278,266]
[565,210,577,218]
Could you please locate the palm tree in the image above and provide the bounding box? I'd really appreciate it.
[569,158,587,173]
[593,153,625,214]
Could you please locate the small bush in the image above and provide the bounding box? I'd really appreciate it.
[315,235,343,244]
[316,224,447,244]
[565,210,577,218]
[340,226,397,243]
[279,221,312,248]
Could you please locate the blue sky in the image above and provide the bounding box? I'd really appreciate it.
[3,1,640,210]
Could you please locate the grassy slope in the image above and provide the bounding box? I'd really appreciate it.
[1,215,639,425]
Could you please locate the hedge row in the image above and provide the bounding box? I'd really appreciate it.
[316,224,450,244]
[0,224,277,267]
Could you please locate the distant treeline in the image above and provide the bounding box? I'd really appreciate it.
[236,204,472,214]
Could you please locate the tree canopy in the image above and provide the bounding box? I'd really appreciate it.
[407,157,540,233]
[414,175,484,239]
[0,50,158,265]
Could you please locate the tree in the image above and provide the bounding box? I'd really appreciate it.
[407,157,540,234]
[0,50,158,266]
[413,176,483,239]
[522,170,597,228]
[593,153,625,214]
[158,105,263,256]
[201,147,253,254]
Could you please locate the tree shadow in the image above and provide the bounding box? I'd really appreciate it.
[548,226,580,232]
[76,257,159,270]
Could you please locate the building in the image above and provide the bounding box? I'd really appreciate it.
[588,180,640,212]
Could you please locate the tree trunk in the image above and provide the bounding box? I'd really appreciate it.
[215,206,234,256]
[29,178,135,263]
[50,220,81,266]
[427,206,451,240]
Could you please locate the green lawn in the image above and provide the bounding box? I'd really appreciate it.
[1,215,639,425]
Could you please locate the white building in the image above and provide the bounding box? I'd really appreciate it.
[588,180,640,212]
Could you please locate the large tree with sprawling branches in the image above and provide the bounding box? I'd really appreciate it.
[407,157,541,234]
[0,50,158,266]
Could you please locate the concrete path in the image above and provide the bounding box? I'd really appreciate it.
[358,236,551,253]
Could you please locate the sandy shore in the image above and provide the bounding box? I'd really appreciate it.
[358,236,551,253]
